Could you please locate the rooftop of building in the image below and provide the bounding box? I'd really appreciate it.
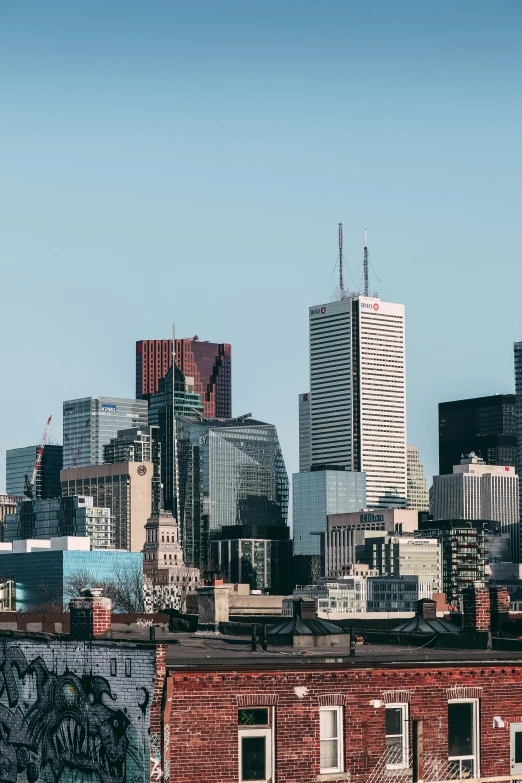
[178,414,272,428]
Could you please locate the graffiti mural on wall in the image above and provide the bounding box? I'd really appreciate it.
[0,641,144,783]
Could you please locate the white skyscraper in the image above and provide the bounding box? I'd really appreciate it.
[309,295,407,508]
[431,454,520,561]
[298,392,311,472]
[407,444,430,511]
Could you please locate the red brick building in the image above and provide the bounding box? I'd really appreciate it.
[136,337,231,417]
[144,587,522,783]
[152,639,522,783]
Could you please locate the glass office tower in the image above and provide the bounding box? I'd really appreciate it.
[176,415,289,569]
[148,364,204,514]
[6,445,63,499]
[438,394,517,476]
[62,397,148,469]
[292,467,367,556]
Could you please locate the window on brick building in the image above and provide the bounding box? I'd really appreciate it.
[320,706,343,774]
[510,722,522,775]
[448,700,479,779]
[238,708,272,782]
[385,704,409,769]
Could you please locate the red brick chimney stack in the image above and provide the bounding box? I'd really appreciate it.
[462,583,490,631]
[69,587,112,639]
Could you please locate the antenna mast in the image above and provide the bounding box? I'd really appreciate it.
[338,222,345,299]
[363,229,369,297]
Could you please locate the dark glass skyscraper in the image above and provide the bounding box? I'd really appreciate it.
[438,394,517,475]
[175,415,289,571]
[6,445,63,499]
[148,364,204,514]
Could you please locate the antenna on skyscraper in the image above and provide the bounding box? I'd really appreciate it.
[363,229,370,297]
[339,222,345,300]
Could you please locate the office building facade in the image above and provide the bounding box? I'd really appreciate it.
[63,397,148,469]
[136,336,232,418]
[298,392,311,472]
[439,394,517,476]
[104,426,162,516]
[136,338,173,399]
[176,415,289,569]
[309,296,407,508]
[292,468,366,556]
[148,363,204,514]
[61,462,152,552]
[0,541,141,611]
[370,535,442,593]
[431,455,520,561]
[210,524,292,594]
[3,496,113,549]
[418,520,486,605]
[6,445,63,499]
[406,444,430,511]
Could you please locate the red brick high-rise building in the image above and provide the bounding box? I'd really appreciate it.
[136,336,232,417]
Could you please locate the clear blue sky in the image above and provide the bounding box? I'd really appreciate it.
[1,0,521,493]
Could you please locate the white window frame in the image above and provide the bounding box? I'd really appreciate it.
[448,698,480,779]
[238,707,273,783]
[510,721,522,775]
[320,705,344,774]
[385,703,409,770]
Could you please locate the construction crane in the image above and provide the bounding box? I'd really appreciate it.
[24,415,52,499]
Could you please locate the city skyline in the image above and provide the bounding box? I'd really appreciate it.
[1,1,522,495]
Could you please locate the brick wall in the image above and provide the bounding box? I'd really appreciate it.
[165,661,522,782]
[0,636,157,783]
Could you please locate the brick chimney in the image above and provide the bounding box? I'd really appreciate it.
[197,583,229,631]
[489,586,510,634]
[69,588,112,640]
[416,598,437,620]
[462,583,490,631]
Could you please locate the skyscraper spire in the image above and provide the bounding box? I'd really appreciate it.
[363,229,369,297]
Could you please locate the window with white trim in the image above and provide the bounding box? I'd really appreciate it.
[320,706,343,774]
[385,703,409,769]
[238,708,272,783]
[448,699,480,779]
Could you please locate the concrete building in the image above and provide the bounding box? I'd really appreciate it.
[324,509,419,577]
[298,392,311,472]
[309,295,406,508]
[439,393,517,475]
[370,535,442,593]
[431,454,520,561]
[61,462,152,552]
[291,574,433,615]
[104,426,162,516]
[6,445,63,499]
[293,468,366,556]
[3,497,113,549]
[63,396,148,469]
[366,576,434,611]
[406,444,430,511]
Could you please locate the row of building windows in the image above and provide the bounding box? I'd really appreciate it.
[237,700,482,780]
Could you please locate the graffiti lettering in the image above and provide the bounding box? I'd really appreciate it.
[0,640,141,783]
[137,618,153,628]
